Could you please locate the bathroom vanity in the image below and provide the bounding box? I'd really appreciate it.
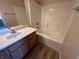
[0,27,37,59]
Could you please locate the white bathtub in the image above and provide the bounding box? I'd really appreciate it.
[36,32,64,52]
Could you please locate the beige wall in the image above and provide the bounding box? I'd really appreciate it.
[30,0,42,29]
[62,11,79,59]
[0,0,25,27]
[24,0,42,31]
[41,0,74,42]
[62,0,79,59]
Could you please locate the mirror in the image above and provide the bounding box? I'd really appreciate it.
[0,0,28,28]
[0,19,5,28]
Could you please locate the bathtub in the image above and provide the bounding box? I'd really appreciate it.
[36,32,64,52]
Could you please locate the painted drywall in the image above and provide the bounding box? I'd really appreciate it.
[41,0,74,43]
[24,0,42,31]
[62,0,79,59]
[29,0,42,29]
[62,11,79,59]
[0,0,26,27]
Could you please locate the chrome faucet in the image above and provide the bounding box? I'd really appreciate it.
[7,27,16,33]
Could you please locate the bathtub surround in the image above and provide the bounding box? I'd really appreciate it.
[41,0,75,43]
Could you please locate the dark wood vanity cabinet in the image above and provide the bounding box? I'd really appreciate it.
[0,32,37,59]
[27,32,37,50]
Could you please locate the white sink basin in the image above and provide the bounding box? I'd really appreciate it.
[7,32,21,39]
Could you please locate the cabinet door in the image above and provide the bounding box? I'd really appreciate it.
[22,43,28,56]
[19,43,29,58]
[8,40,24,52]
[4,50,12,59]
[18,47,23,58]
[10,49,21,59]
[0,52,6,59]
[27,33,37,49]
[0,51,12,59]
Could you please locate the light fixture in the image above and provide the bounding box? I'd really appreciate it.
[49,8,54,11]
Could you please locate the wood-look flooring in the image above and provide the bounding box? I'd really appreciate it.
[24,42,59,59]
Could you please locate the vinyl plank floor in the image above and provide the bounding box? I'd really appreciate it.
[24,43,59,59]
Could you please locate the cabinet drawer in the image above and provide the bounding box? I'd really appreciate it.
[28,37,36,49]
[0,51,11,59]
[0,52,5,59]
[18,40,28,58]
[8,39,26,52]
[10,49,21,59]
[20,43,28,57]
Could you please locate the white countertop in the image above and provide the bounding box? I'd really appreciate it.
[0,27,37,51]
